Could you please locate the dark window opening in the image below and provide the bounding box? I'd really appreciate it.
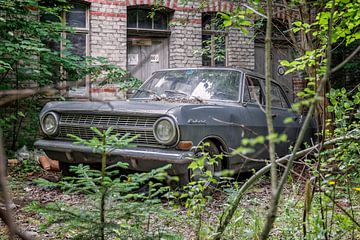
[67,33,87,57]
[254,18,289,42]
[201,13,227,67]
[40,2,89,95]
[66,3,87,28]
[127,8,170,30]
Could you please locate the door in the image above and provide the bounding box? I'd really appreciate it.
[255,43,294,101]
[241,76,268,160]
[267,81,299,156]
[127,37,169,81]
[243,75,299,158]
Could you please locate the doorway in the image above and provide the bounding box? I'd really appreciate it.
[127,37,169,81]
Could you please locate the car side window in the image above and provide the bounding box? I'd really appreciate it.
[244,76,264,105]
[271,83,289,108]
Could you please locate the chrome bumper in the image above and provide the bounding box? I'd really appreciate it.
[34,140,193,165]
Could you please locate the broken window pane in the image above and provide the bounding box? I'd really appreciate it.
[127,8,169,30]
[154,11,167,30]
[127,9,137,28]
[67,33,86,57]
[138,9,152,29]
[66,3,87,28]
[202,34,212,66]
[202,13,227,67]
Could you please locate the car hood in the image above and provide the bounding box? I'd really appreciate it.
[41,100,190,116]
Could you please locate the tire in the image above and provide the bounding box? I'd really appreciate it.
[59,162,71,176]
[188,140,223,182]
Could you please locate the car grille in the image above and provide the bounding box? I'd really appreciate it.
[57,113,160,146]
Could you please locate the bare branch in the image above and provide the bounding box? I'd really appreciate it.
[260,0,336,239]
[242,3,268,19]
[212,133,359,240]
[0,79,86,107]
[331,44,360,74]
[0,209,35,240]
[0,129,34,240]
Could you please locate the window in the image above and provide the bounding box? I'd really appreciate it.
[41,3,89,59]
[127,8,169,30]
[202,13,227,67]
[133,69,241,101]
[270,83,289,108]
[41,2,89,95]
[244,76,264,104]
[243,76,289,108]
[65,3,89,59]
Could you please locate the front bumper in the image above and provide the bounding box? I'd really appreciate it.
[34,139,193,174]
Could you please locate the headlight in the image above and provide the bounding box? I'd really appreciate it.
[41,112,59,136]
[153,117,177,145]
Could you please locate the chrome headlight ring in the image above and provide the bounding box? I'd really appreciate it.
[153,116,177,145]
[41,112,59,136]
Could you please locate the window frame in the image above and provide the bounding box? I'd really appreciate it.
[127,7,170,32]
[201,12,228,67]
[62,3,90,97]
[62,3,90,58]
[269,81,291,109]
[242,74,290,109]
[242,75,265,105]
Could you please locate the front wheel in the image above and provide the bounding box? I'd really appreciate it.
[59,162,72,176]
[186,140,223,184]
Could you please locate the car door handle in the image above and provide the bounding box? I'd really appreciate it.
[272,113,277,118]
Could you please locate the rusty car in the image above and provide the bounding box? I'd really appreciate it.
[34,68,314,184]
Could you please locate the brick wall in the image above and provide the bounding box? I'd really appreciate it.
[85,0,255,71]
[87,0,127,69]
[169,1,202,68]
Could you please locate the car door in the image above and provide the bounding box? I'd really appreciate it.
[239,75,268,160]
[242,75,299,158]
[267,82,299,156]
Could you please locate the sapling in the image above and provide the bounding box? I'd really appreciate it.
[28,127,177,239]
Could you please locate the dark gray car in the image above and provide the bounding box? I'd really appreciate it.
[34,68,314,183]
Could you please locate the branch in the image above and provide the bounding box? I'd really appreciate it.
[260,0,278,238]
[0,79,86,107]
[282,0,304,54]
[0,129,34,240]
[259,0,335,239]
[0,209,34,240]
[212,134,359,240]
[331,44,360,74]
[241,3,268,19]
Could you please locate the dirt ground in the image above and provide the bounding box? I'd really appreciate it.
[0,166,276,240]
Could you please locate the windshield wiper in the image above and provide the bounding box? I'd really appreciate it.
[165,90,189,96]
[136,89,162,100]
[165,90,203,103]
[191,95,203,103]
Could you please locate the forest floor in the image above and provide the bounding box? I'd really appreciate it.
[0,164,306,240]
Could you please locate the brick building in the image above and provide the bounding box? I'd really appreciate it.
[65,0,297,100]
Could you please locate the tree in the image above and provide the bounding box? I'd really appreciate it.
[0,0,133,153]
[213,0,360,239]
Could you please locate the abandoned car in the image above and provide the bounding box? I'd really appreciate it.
[34,68,314,183]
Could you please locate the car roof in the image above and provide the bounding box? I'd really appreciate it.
[156,67,265,80]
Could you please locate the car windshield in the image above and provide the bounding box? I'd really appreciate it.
[132,69,242,101]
